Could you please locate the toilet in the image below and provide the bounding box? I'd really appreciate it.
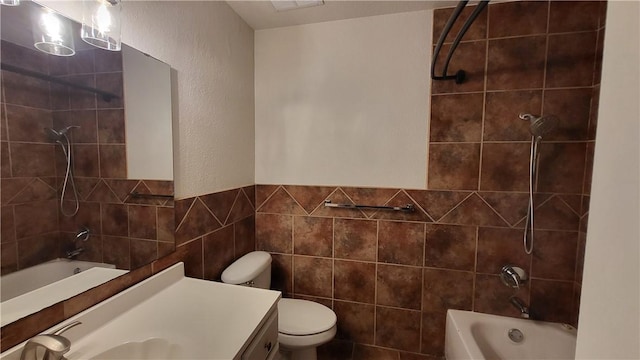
[221,251,337,360]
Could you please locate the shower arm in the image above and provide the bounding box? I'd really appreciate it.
[431,0,490,84]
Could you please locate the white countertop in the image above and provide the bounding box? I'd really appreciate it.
[1,263,281,360]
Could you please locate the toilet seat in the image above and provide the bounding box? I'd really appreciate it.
[278,298,337,336]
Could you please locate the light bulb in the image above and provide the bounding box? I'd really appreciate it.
[0,0,20,6]
[81,0,121,51]
[40,11,63,43]
[32,8,75,56]
[95,2,112,33]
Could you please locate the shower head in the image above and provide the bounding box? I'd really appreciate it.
[45,127,63,141]
[519,113,558,139]
[44,126,79,141]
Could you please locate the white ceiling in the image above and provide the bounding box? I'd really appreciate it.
[226,0,460,30]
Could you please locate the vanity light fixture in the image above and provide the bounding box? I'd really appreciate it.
[271,0,324,12]
[32,7,75,56]
[0,0,20,6]
[81,0,121,51]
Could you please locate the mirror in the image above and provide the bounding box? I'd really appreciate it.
[0,1,175,326]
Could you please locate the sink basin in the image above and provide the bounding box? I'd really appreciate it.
[445,310,577,360]
[90,338,182,359]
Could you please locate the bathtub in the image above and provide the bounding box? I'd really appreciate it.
[445,309,577,360]
[1,259,127,326]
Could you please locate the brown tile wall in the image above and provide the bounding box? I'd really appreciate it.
[173,186,256,280]
[2,41,61,274]
[255,1,606,358]
[0,185,254,352]
[1,41,175,275]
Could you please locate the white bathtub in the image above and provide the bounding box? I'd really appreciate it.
[445,309,577,360]
[0,259,127,326]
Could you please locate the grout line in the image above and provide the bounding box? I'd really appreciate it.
[198,197,224,227]
[281,185,310,215]
[223,190,241,226]
[472,226,479,312]
[332,217,335,309]
[434,192,474,223]
[255,185,282,212]
[373,219,379,347]
[434,28,596,46]
[419,222,426,354]
[476,192,511,227]
[290,215,295,294]
[232,222,237,259]
[541,0,551,110]
[306,188,336,215]
[433,84,596,97]
[477,25,490,191]
[174,196,198,231]
[291,214,296,261]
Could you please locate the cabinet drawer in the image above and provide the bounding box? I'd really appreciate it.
[242,310,279,360]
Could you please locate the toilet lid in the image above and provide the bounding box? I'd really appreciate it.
[278,298,337,336]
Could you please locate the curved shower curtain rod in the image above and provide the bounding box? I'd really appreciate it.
[431,0,490,84]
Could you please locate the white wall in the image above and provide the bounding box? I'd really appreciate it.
[39,1,255,199]
[255,11,431,189]
[575,1,640,358]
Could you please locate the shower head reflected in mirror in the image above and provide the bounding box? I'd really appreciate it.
[44,125,78,142]
[519,113,559,139]
[43,125,80,216]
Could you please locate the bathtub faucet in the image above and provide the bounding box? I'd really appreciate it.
[509,296,530,319]
[66,248,84,259]
[76,227,90,242]
[66,227,89,259]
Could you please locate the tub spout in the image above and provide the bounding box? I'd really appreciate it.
[66,248,83,259]
[509,296,530,319]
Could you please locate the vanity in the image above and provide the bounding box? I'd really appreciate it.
[0,263,281,360]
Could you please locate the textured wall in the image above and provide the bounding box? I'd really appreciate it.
[255,11,430,189]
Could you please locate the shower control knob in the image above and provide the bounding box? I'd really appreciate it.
[500,265,528,289]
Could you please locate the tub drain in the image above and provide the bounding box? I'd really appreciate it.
[508,328,524,343]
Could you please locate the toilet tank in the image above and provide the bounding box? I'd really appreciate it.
[221,251,272,289]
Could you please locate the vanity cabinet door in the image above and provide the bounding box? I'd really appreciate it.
[242,310,279,360]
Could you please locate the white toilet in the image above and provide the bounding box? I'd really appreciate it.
[221,251,337,360]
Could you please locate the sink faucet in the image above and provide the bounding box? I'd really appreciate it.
[20,321,81,360]
[20,335,70,360]
[509,296,530,319]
